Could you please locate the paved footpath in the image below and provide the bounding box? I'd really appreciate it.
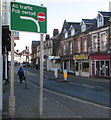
[2,69,81,119]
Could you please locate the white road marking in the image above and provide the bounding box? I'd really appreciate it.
[70,82,103,89]
[28,80,110,110]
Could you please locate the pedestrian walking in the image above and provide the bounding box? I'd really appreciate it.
[17,66,25,83]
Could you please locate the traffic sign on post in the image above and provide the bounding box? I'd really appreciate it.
[10,2,47,33]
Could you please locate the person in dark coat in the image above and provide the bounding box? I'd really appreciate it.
[17,66,24,83]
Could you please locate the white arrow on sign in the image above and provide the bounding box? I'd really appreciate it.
[20,16,40,32]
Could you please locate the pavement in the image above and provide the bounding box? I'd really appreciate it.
[43,69,110,85]
[2,68,111,119]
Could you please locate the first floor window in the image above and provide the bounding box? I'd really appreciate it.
[100,32,107,51]
[92,35,98,52]
[77,40,81,53]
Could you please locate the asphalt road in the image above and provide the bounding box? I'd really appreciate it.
[24,67,111,108]
[13,66,110,118]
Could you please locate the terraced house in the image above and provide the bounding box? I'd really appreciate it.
[34,11,111,78]
[89,11,111,78]
[59,11,111,78]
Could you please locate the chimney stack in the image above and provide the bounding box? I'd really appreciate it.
[53,29,59,37]
[45,34,50,41]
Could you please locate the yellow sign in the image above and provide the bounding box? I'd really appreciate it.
[74,54,88,60]
[64,73,67,78]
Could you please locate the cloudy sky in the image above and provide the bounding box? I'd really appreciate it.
[14,0,110,52]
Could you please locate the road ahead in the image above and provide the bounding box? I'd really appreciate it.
[24,67,111,108]
[14,67,110,118]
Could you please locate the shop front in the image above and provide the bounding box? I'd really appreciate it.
[91,54,110,78]
[60,56,74,73]
[74,54,90,77]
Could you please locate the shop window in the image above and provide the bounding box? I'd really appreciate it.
[82,63,89,72]
[96,61,100,75]
[101,61,105,75]
[106,61,109,76]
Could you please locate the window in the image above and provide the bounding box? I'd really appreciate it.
[83,38,87,52]
[70,26,75,36]
[77,40,81,53]
[64,29,68,39]
[63,43,66,55]
[69,41,73,54]
[81,21,86,32]
[92,35,98,52]
[97,14,103,27]
[100,32,107,51]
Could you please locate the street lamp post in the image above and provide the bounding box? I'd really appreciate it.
[0,0,3,119]
[25,46,29,88]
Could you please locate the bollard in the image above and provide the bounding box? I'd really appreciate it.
[55,68,58,78]
[63,69,68,81]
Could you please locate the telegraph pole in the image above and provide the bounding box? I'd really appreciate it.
[0,0,3,119]
[9,31,15,117]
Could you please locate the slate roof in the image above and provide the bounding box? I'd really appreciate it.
[82,18,97,24]
[99,11,111,17]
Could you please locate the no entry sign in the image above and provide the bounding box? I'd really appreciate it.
[10,2,47,33]
[38,12,45,22]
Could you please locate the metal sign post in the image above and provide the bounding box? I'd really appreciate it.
[40,33,44,118]
[10,2,47,118]
[9,31,15,117]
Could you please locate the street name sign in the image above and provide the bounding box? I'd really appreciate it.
[10,2,47,33]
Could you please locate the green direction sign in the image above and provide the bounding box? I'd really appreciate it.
[10,2,47,33]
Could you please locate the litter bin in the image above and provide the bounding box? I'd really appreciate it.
[63,69,68,80]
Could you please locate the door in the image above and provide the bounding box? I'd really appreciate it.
[79,62,82,76]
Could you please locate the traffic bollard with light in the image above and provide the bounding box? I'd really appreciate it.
[63,69,68,81]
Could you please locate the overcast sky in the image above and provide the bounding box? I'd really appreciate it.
[14,0,110,52]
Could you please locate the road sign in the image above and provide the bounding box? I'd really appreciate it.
[10,2,47,33]
[38,12,45,22]
[14,31,19,40]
